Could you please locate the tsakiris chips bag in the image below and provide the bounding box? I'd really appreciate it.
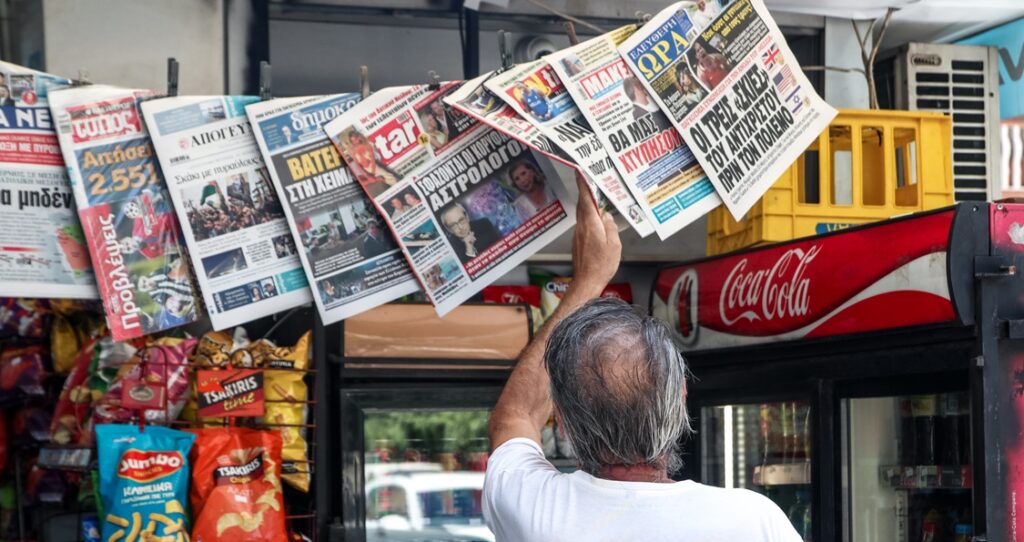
[96,424,196,542]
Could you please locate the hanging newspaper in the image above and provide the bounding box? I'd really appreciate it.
[50,86,201,340]
[323,83,575,316]
[549,25,721,240]
[619,0,836,219]
[485,60,654,237]
[141,96,313,330]
[246,94,419,324]
[0,61,97,298]
[445,72,575,168]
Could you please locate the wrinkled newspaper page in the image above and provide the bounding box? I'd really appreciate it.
[619,0,836,218]
[549,25,721,240]
[247,94,418,325]
[324,83,575,316]
[485,60,654,237]
[0,61,97,298]
[142,96,313,330]
[50,85,201,340]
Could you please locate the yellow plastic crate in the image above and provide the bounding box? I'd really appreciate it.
[707,109,954,256]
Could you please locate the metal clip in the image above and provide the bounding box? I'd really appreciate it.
[259,61,272,101]
[498,30,513,70]
[72,68,91,87]
[635,10,652,24]
[167,58,179,97]
[427,70,441,91]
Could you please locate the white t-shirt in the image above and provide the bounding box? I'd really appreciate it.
[483,438,803,542]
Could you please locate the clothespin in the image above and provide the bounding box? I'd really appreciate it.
[427,70,441,91]
[360,65,370,99]
[498,30,513,70]
[259,61,272,101]
[72,68,90,87]
[563,21,580,46]
[635,10,652,24]
[167,58,179,97]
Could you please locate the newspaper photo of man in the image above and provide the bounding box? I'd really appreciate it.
[514,81,554,121]
[441,202,501,265]
[690,42,731,90]
[361,219,395,259]
[623,76,662,120]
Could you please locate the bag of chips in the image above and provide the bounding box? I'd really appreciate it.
[96,424,196,542]
[95,337,197,425]
[189,428,286,542]
[252,332,311,492]
[0,299,49,338]
[182,329,252,427]
[530,268,634,322]
[0,346,46,397]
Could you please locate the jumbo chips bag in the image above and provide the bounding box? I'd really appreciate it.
[189,428,286,542]
[96,424,196,542]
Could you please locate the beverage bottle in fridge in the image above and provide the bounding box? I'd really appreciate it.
[787,491,808,535]
[760,404,771,465]
[899,397,916,464]
[912,395,938,465]
[792,402,810,462]
[938,393,961,465]
[802,497,812,541]
[781,402,793,463]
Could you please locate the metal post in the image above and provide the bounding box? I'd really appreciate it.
[463,6,480,79]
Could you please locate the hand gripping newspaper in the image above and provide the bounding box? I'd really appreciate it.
[619,0,837,219]
[548,25,721,240]
[246,94,419,324]
[50,86,201,340]
[0,61,97,298]
[323,82,575,316]
[484,60,654,238]
[141,96,313,330]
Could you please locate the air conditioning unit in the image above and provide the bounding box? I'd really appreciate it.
[876,42,1000,202]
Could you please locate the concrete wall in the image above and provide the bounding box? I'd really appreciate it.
[43,0,225,93]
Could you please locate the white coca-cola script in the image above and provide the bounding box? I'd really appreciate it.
[719,246,820,326]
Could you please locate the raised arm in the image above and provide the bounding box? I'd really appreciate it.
[488,172,622,450]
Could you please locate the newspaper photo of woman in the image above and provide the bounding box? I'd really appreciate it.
[441,202,501,265]
[342,129,399,193]
[509,159,556,222]
[690,42,730,90]
[0,86,13,107]
[418,108,449,151]
[675,66,707,108]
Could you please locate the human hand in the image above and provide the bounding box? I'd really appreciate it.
[569,172,621,299]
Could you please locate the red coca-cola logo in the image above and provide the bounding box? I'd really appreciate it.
[719,245,819,326]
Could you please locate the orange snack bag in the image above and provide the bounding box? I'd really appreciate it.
[189,428,286,542]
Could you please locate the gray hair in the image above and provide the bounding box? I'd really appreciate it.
[545,297,692,476]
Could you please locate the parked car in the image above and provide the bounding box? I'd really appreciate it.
[366,471,493,542]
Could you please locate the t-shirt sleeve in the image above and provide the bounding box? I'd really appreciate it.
[483,438,560,539]
[756,493,804,542]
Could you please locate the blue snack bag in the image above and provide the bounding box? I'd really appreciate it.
[96,424,196,542]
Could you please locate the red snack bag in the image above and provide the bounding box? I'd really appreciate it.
[189,428,286,542]
[96,336,197,425]
[0,346,46,396]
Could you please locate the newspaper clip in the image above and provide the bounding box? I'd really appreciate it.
[360,65,371,98]
[427,70,441,91]
[71,68,91,87]
[167,58,179,97]
[562,21,580,46]
[259,60,272,100]
[498,30,513,69]
[634,10,652,23]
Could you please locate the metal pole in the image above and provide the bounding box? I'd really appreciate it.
[463,7,480,79]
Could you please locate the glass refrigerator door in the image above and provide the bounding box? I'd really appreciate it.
[841,393,973,542]
[702,401,814,541]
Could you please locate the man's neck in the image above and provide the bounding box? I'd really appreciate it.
[595,463,674,484]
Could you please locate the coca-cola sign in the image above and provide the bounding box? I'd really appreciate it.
[653,210,958,350]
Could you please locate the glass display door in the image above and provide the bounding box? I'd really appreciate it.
[702,401,814,541]
[841,392,973,542]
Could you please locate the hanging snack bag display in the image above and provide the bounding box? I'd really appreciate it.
[189,427,286,541]
[96,424,196,542]
[251,331,311,492]
[95,337,197,425]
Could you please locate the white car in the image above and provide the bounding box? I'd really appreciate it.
[366,470,494,542]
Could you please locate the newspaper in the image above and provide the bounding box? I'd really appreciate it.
[49,85,201,340]
[619,0,837,219]
[141,96,314,330]
[484,60,654,238]
[246,94,419,325]
[323,83,575,316]
[0,61,97,298]
[548,25,721,240]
